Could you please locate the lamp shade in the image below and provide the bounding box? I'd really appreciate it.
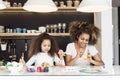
[77,0,111,12]
[0,0,6,9]
[23,0,58,13]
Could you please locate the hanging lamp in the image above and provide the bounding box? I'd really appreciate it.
[0,0,6,9]
[23,0,57,13]
[77,0,111,12]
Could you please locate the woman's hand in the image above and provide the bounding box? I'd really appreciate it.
[58,49,64,60]
[76,48,84,58]
[87,50,94,63]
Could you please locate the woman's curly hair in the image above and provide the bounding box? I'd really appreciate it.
[69,21,100,45]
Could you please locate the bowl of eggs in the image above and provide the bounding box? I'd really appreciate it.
[6,61,23,73]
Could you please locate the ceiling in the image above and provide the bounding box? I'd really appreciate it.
[112,0,120,7]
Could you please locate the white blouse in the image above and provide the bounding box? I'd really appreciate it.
[26,52,65,67]
[65,43,98,66]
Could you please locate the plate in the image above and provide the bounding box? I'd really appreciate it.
[79,68,102,73]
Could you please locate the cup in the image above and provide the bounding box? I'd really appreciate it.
[38,27,46,33]
[0,26,4,33]
[27,30,31,33]
[31,30,36,33]
[22,28,27,33]
[16,28,22,33]
[1,43,7,51]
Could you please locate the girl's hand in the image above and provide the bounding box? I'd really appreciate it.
[58,49,64,60]
[19,56,25,65]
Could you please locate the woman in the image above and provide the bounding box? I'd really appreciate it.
[65,21,104,66]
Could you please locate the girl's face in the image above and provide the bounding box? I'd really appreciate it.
[41,39,51,53]
[78,33,90,48]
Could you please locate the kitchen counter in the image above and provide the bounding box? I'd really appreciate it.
[0,65,119,76]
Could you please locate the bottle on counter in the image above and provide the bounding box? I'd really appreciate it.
[8,41,12,61]
[12,41,16,61]
[24,39,28,62]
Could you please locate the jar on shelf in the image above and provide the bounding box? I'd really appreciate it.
[74,0,80,7]
[66,0,73,7]
[18,3,22,7]
[60,1,65,7]
[54,1,58,7]
[13,2,17,7]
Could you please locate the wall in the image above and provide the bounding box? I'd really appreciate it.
[94,0,113,66]
[112,7,119,65]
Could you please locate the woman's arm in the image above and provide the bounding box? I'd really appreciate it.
[66,54,79,66]
[87,52,104,66]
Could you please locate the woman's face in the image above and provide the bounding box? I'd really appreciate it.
[41,39,51,53]
[78,33,90,48]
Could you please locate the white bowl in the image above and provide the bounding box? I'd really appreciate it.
[7,64,23,73]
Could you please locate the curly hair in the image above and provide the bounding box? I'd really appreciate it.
[69,21,100,45]
[28,32,59,58]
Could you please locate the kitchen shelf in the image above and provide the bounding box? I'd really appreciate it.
[57,7,77,12]
[0,7,26,12]
[0,33,70,39]
[0,7,77,12]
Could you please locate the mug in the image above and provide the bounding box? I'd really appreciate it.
[16,28,22,33]
[23,28,27,33]
[1,43,7,51]
[38,27,46,33]
[27,30,31,33]
[31,30,36,33]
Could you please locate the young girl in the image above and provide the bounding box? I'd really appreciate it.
[19,32,65,67]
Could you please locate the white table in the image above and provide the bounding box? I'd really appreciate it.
[0,65,119,75]
[0,65,120,80]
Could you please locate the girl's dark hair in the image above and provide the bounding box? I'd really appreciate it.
[69,21,100,45]
[28,32,59,58]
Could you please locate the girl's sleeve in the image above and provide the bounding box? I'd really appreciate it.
[26,55,36,67]
[54,54,65,66]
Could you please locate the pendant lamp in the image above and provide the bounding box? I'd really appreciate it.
[77,0,111,12]
[0,0,6,9]
[23,0,57,13]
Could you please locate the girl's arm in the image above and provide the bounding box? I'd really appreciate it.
[19,55,36,67]
[26,56,36,66]
[54,49,65,66]
[19,56,26,65]
[58,49,64,60]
